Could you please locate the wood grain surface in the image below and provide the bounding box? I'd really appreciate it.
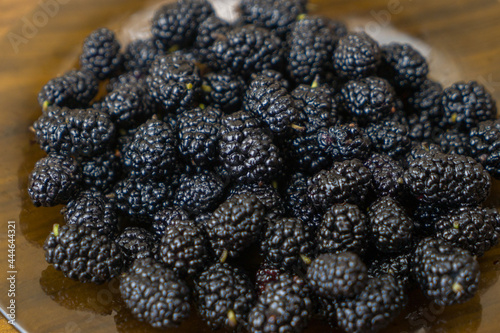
[0,0,500,333]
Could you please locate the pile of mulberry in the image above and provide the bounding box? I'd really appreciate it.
[29,1,500,332]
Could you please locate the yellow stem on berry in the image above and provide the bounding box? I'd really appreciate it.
[53,224,60,237]
[227,309,237,327]
[220,249,229,263]
[300,254,312,265]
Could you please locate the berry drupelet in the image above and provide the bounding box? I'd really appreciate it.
[434,129,471,156]
[284,172,322,231]
[195,263,255,330]
[119,258,190,328]
[333,32,381,80]
[123,117,177,180]
[367,252,412,288]
[404,141,444,166]
[365,120,411,158]
[387,98,408,125]
[195,212,213,230]
[368,196,414,254]
[407,79,444,123]
[244,75,301,136]
[470,119,500,178]
[79,150,121,192]
[248,274,312,333]
[218,109,261,132]
[285,83,337,173]
[205,193,266,260]
[339,76,396,124]
[316,203,368,255]
[412,238,480,306]
[177,106,221,167]
[62,191,118,237]
[404,152,491,207]
[284,133,332,175]
[122,38,163,73]
[147,54,201,113]
[38,69,98,109]
[79,28,122,80]
[291,83,337,135]
[255,262,287,296]
[286,16,341,85]
[407,111,434,142]
[179,0,214,26]
[317,123,371,161]
[151,207,190,238]
[218,112,282,184]
[380,43,428,90]
[239,0,307,37]
[151,0,213,50]
[434,206,500,257]
[364,153,405,198]
[335,275,406,333]
[33,106,116,157]
[174,171,225,216]
[201,73,246,113]
[251,69,290,90]
[260,217,314,269]
[228,182,285,218]
[440,81,497,131]
[411,203,445,235]
[107,70,146,91]
[117,227,158,262]
[158,220,209,277]
[193,15,230,51]
[308,159,372,211]
[28,154,81,207]
[314,296,337,326]
[114,177,172,220]
[44,223,124,283]
[307,252,368,299]
[207,24,284,78]
[100,83,154,129]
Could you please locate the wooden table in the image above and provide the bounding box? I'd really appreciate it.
[1,0,54,331]
[0,317,14,333]
[0,0,499,332]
